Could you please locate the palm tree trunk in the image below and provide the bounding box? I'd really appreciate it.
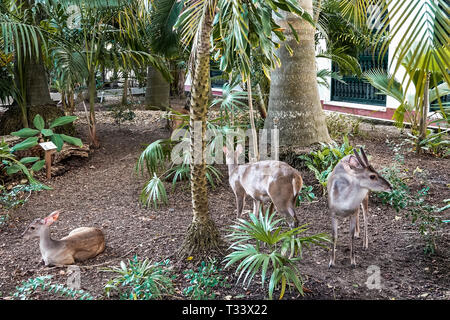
[178,6,221,259]
[145,66,170,110]
[88,69,99,148]
[247,77,259,161]
[417,73,430,154]
[264,0,331,147]
[24,55,53,107]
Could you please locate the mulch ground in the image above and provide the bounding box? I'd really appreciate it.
[0,104,449,300]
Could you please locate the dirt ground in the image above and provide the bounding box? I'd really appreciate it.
[0,102,449,300]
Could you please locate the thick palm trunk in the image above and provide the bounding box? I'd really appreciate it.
[24,56,52,106]
[145,66,170,110]
[264,0,330,147]
[178,8,220,259]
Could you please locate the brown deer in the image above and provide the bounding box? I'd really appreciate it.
[223,144,303,228]
[327,148,391,267]
[167,105,189,133]
[22,210,105,266]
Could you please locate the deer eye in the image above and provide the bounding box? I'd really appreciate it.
[30,226,35,230]
[370,175,377,180]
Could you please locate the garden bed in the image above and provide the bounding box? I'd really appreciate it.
[0,109,449,300]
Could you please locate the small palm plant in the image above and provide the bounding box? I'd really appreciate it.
[102,256,175,300]
[136,136,223,208]
[224,209,330,300]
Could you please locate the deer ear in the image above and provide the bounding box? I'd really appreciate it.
[43,210,61,225]
[347,156,362,170]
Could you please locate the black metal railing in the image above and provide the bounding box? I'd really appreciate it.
[331,48,388,106]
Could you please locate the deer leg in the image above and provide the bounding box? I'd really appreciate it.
[362,194,369,250]
[349,212,358,267]
[268,202,274,215]
[236,195,245,218]
[355,208,360,238]
[253,200,261,216]
[329,214,338,268]
[287,206,299,229]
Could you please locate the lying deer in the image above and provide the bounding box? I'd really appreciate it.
[327,148,391,267]
[223,144,303,228]
[22,210,105,266]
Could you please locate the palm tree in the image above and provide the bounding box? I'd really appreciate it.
[264,0,331,147]
[176,0,221,258]
[145,0,184,109]
[341,0,449,131]
[0,0,52,127]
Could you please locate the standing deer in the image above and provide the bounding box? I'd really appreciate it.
[22,210,105,266]
[327,148,391,267]
[223,144,303,228]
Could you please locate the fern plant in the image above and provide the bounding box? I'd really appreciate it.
[183,259,229,300]
[13,275,93,300]
[299,136,354,195]
[224,209,330,300]
[102,256,175,300]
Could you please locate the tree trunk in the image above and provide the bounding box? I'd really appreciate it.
[145,66,170,110]
[264,0,331,147]
[255,83,267,119]
[88,69,100,148]
[178,7,221,259]
[247,77,259,161]
[122,72,129,105]
[417,73,430,154]
[24,55,53,107]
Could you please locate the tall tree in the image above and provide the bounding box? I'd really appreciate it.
[264,0,331,147]
[177,0,221,258]
[146,0,183,109]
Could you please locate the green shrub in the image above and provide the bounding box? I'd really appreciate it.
[376,165,443,254]
[405,128,449,157]
[136,135,223,208]
[183,259,229,300]
[299,136,354,195]
[12,275,93,300]
[296,185,317,206]
[11,114,81,152]
[0,183,47,211]
[224,209,330,300]
[102,256,175,300]
[108,105,136,126]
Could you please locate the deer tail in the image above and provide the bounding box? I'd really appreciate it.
[292,174,303,197]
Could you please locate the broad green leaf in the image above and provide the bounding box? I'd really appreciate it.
[60,134,83,147]
[31,159,45,172]
[6,164,22,175]
[41,129,54,137]
[19,157,39,164]
[10,128,39,138]
[49,116,78,128]
[10,137,39,152]
[33,114,45,130]
[51,134,64,151]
